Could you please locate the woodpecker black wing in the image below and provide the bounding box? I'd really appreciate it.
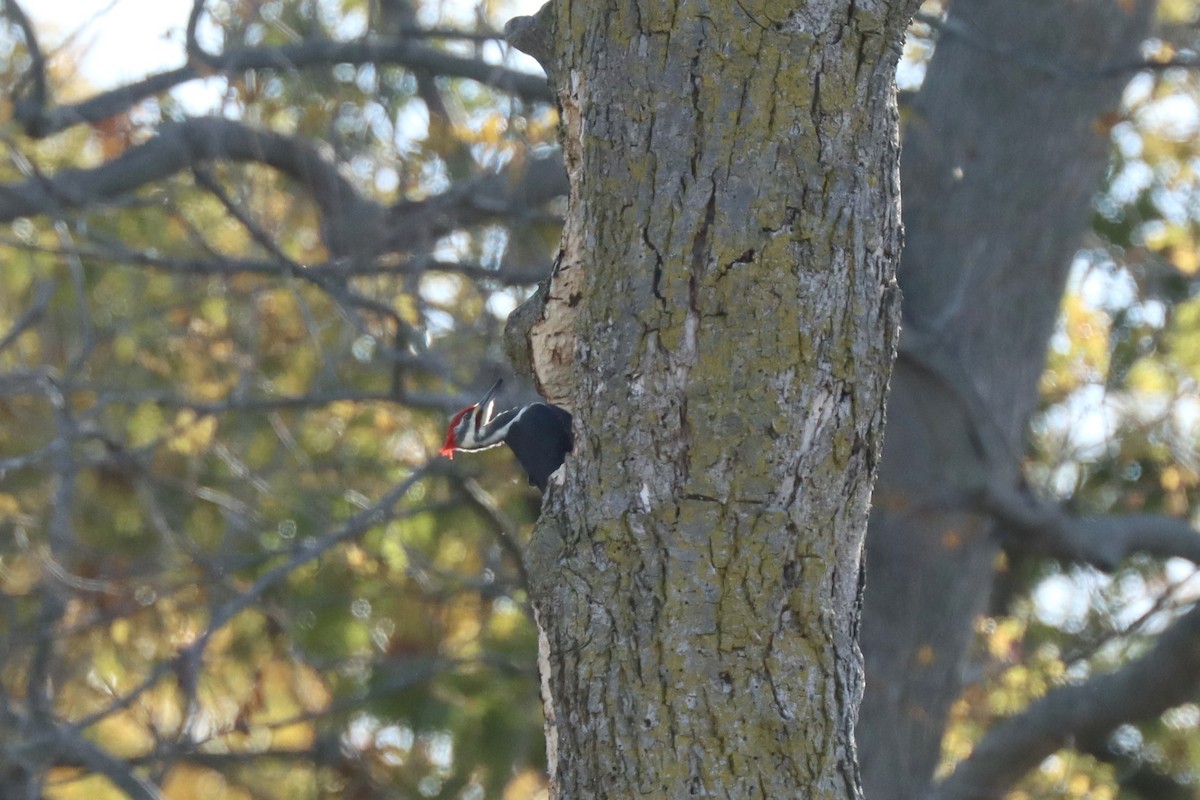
[503,403,573,491]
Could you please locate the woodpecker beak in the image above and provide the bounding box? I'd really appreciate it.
[473,379,503,436]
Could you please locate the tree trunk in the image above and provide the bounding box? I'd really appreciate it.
[508,0,917,795]
[856,1,1157,797]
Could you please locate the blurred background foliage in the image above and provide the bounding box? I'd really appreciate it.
[0,0,1198,798]
[1,0,558,797]
[905,3,1200,796]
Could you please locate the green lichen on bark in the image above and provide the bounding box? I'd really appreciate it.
[523,0,918,796]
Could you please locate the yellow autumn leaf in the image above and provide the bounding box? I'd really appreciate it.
[199,295,229,330]
[292,662,332,714]
[1125,359,1172,395]
[110,618,130,646]
[44,772,127,800]
[1067,773,1093,796]
[1172,245,1198,275]
[504,769,550,800]
[92,711,154,757]
[0,552,41,595]
[161,765,234,800]
[488,601,525,640]
[113,333,139,364]
[167,410,217,455]
[127,402,166,448]
[271,721,315,750]
[987,618,1025,660]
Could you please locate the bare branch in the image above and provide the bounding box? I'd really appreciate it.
[1079,738,1197,800]
[23,67,194,137]
[190,165,295,263]
[931,602,1200,800]
[897,334,1200,573]
[14,28,550,139]
[0,278,52,354]
[152,388,469,415]
[0,385,466,426]
[66,464,435,735]
[1095,56,1200,77]
[0,121,564,257]
[455,475,530,590]
[982,483,1200,572]
[188,28,552,100]
[188,163,421,357]
[381,153,568,253]
[1,0,48,126]
[0,118,385,254]
[54,726,164,800]
[0,237,552,285]
[914,10,1200,80]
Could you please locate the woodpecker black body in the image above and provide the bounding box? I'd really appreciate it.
[441,380,573,491]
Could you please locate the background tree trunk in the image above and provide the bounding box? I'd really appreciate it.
[857,1,1158,797]
[511,0,918,795]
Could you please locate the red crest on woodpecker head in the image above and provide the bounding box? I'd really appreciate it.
[440,405,476,458]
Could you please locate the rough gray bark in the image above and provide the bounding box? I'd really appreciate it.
[856,2,1159,797]
[509,0,917,795]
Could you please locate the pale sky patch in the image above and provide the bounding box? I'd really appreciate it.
[26,0,195,90]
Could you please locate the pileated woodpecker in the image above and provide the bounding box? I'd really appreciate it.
[440,380,573,491]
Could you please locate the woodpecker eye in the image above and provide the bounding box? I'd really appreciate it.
[441,405,476,457]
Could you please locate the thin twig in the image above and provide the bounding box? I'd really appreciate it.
[0,278,52,354]
[67,464,434,734]
[1,0,48,122]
